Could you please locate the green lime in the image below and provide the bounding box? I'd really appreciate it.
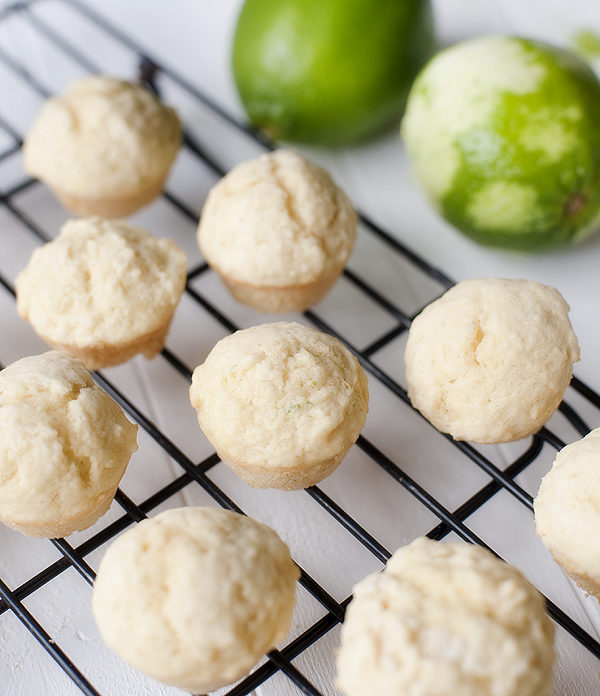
[232,0,435,146]
[402,36,600,251]
[573,29,600,60]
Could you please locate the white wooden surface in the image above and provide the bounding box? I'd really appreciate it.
[0,1,600,695]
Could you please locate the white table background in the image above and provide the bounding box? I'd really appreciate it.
[0,1,599,695]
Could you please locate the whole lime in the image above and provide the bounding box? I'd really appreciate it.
[402,36,600,251]
[232,0,435,146]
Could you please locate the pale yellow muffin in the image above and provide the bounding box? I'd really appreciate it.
[405,278,580,443]
[16,217,187,370]
[197,149,357,313]
[23,76,181,217]
[189,322,369,489]
[337,538,555,696]
[535,428,600,599]
[92,507,299,692]
[0,351,138,538]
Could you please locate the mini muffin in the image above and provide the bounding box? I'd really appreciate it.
[16,217,187,370]
[337,538,555,696]
[92,506,299,692]
[405,278,580,443]
[197,149,357,313]
[23,75,181,217]
[535,428,600,599]
[0,351,138,538]
[189,322,369,489]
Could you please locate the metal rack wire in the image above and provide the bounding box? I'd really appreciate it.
[0,1,599,694]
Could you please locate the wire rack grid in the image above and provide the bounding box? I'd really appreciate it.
[0,1,599,695]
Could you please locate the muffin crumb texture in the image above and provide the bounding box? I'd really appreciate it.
[405,278,579,443]
[198,149,357,311]
[337,538,555,696]
[24,75,181,215]
[535,427,600,598]
[16,217,187,369]
[190,322,369,489]
[92,507,299,692]
[0,351,138,537]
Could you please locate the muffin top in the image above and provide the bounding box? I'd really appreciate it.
[16,216,187,347]
[23,76,181,198]
[405,278,580,443]
[197,149,357,287]
[337,538,555,696]
[92,506,299,692]
[535,427,600,594]
[0,351,138,536]
[190,322,369,470]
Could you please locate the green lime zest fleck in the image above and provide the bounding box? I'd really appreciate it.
[287,401,313,413]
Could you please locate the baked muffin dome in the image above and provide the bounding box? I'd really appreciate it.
[404,278,579,443]
[16,217,187,370]
[197,149,357,312]
[92,506,299,692]
[535,427,600,598]
[0,351,138,537]
[24,75,181,217]
[189,322,369,489]
[337,538,555,696]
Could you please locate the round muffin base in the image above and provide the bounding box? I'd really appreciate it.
[218,447,351,491]
[0,486,117,538]
[52,177,166,218]
[38,318,173,371]
[219,269,342,313]
[554,556,600,600]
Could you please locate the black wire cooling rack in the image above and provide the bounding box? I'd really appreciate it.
[0,1,599,695]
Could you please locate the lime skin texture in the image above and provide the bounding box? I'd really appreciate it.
[232,0,435,146]
[402,36,600,252]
